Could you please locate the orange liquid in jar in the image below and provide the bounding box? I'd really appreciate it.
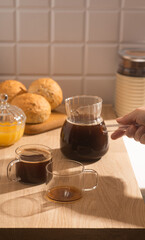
[0,122,25,146]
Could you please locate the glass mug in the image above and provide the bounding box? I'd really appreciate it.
[60,95,109,162]
[44,160,98,203]
[7,144,52,184]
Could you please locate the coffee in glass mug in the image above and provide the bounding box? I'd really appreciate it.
[45,159,98,203]
[7,144,52,184]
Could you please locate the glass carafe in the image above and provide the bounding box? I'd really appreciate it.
[60,95,109,162]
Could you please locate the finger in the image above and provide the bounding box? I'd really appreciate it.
[139,134,145,144]
[134,126,145,142]
[116,107,145,126]
[111,130,125,140]
[125,125,137,138]
[116,110,137,125]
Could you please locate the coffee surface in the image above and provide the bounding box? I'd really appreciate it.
[20,148,51,162]
[46,186,82,202]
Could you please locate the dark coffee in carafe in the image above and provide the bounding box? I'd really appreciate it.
[60,95,109,162]
[60,119,108,162]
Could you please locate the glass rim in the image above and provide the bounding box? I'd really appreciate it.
[15,144,52,162]
[46,159,85,177]
[65,95,103,104]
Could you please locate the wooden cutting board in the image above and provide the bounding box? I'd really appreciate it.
[24,111,66,135]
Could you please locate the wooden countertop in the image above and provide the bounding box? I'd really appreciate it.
[0,104,145,240]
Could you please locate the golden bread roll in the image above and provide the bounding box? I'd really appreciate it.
[0,80,27,102]
[11,93,51,123]
[28,78,63,110]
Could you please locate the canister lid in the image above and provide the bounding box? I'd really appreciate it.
[0,93,26,126]
[118,48,145,77]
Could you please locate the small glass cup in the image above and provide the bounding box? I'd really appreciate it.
[44,159,98,203]
[7,144,52,185]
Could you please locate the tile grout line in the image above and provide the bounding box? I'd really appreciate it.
[82,0,87,94]
[49,0,52,78]
[15,0,18,80]
[119,0,124,47]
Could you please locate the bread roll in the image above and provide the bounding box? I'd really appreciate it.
[11,93,51,123]
[0,80,27,102]
[28,78,63,110]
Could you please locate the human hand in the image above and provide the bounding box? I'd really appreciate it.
[111,107,145,144]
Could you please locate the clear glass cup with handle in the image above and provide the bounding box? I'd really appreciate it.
[7,144,52,185]
[44,159,98,203]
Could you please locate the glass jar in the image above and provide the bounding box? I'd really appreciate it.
[0,93,26,147]
[115,48,145,117]
[60,95,109,162]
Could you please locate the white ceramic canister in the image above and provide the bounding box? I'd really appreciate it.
[115,49,145,117]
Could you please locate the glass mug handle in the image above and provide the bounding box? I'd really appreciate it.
[83,169,98,191]
[7,159,21,182]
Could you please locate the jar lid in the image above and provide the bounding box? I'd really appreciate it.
[0,93,26,126]
[119,48,145,62]
[118,48,145,77]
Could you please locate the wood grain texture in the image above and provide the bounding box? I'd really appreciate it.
[0,105,145,239]
[24,111,66,135]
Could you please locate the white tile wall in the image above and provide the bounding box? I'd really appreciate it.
[51,45,83,75]
[0,10,15,41]
[53,77,83,100]
[18,44,49,74]
[87,0,121,10]
[0,0,14,7]
[18,10,50,42]
[86,11,120,43]
[52,11,84,42]
[122,0,145,9]
[0,44,15,74]
[120,11,145,43]
[84,77,115,103]
[17,0,50,8]
[0,0,145,104]
[85,45,118,75]
[52,0,85,9]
